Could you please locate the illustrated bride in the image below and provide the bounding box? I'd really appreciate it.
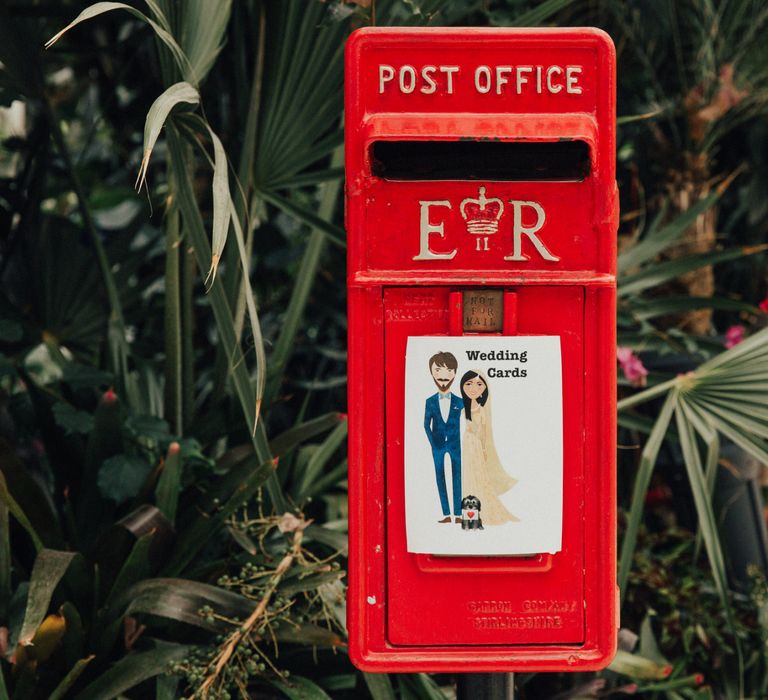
[459,370,519,525]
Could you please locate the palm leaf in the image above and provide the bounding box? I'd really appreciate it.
[618,392,677,596]
[489,0,577,27]
[624,295,757,320]
[46,2,189,80]
[619,244,768,297]
[254,1,347,189]
[618,181,729,274]
[152,0,232,85]
[618,326,768,612]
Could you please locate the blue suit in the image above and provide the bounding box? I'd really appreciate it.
[424,392,463,516]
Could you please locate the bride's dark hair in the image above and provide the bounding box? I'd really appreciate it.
[459,370,489,420]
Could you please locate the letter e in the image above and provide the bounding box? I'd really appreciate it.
[414,201,456,261]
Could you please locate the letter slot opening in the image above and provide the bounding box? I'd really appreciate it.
[371,140,591,181]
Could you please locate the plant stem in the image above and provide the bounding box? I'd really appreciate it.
[197,519,306,698]
[213,3,266,399]
[263,145,343,408]
[167,124,287,513]
[45,99,136,406]
[164,189,183,434]
[618,391,677,598]
[0,500,10,621]
[181,240,196,431]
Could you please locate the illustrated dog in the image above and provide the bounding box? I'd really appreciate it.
[461,495,483,530]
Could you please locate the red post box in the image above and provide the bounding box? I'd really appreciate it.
[345,27,617,672]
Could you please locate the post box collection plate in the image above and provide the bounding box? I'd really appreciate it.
[346,27,617,672]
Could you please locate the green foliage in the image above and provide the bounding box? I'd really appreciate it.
[0,0,767,698]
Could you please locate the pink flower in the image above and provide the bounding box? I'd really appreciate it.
[759,297,768,313]
[617,347,648,387]
[725,324,745,349]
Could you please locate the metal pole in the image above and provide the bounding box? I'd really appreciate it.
[456,672,515,700]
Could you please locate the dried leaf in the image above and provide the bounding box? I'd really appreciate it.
[278,513,309,534]
[136,82,200,193]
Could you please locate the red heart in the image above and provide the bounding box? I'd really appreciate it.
[467,511,475,518]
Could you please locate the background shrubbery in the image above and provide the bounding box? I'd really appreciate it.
[1,1,768,698]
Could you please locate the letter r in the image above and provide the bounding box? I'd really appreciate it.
[504,200,560,262]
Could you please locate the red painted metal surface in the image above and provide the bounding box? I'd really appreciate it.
[346,27,617,672]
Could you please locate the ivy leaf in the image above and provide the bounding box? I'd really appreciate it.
[98,454,152,504]
[52,403,94,435]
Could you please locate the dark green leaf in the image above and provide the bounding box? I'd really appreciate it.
[0,470,43,552]
[618,393,677,596]
[270,167,344,189]
[364,673,396,700]
[74,642,191,700]
[270,413,346,458]
[303,525,348,554]
[61,363,113,390]
[117,578,254,631]
[272,621,343,648]
[619,245,768,297]
[98,454,153,504]
[52,402,94,435]
[49,656,95,700]
[279,570,345,597]
[156,674,179,700]
[270,675,333,700]
[19,550,77,645]
[0,319,22,342]
[0,501,8,620]
[125,414,171,442]
[398,674,448,700]
[259,189,346,248]
[625,296,757,321]
[488,0,575,26]
[155,443,183,525]
[60,601,85,669]
[618,189,721,273]
[297,421,347,500]
[104,532,154,608]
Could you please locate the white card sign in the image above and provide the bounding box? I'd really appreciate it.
[404,335,563,556]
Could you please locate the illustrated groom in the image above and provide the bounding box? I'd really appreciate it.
[423,352,463,523]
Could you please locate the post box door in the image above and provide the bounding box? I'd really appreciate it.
[384,286,585,646]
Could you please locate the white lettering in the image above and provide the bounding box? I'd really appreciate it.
[475,66,492,94]
[536,65,543,93]
[414,201,456,261]
[495,66,512,94]
[379,65,394,94]
[399,65,416,93]
[546,66,563,93]
[421,65,437,94]
[516,66,532,94]
[504,201,560,262]
[439,66,459,94]
[566,66,583,94]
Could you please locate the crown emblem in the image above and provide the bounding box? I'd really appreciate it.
[460,187,504,236]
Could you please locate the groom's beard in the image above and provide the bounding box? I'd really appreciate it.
[433,377,455,392]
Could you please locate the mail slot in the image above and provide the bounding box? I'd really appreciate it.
[345,27,618,672]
